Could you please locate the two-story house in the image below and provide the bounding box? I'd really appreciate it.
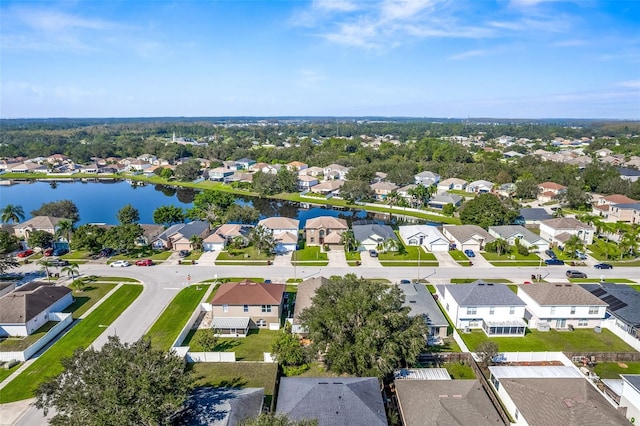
[323,164,350,180]
[304,216,348,249]
[257,217,299,253]
[517,283,608,330]
[414,171,440,187]
[209,280,285,334]
[539,217,594,247]
[435,281,527,336]
[537,181,566,203]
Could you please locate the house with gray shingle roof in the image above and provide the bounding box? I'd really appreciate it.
[172,387,264,426]
[352,222,398,252]
[276,377,387,426]
[517,283,607,330]
[398,283,448,339]
[488,225,549,253]
[442,225,494,252]
[427,192,463,210]
[435,281,526,336]
[580,283,640,343]
[620,374,640,424]
[414,171,440,186]
[518,208,552,225]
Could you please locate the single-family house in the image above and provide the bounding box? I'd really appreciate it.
[396,184,417,204]
[287,161,308,171]
[80,163,99,174]
[291,276,329,335]
[436,178,467,194]
[323,164,350,180]
[619,167,640,183]
[537,181,567,203]
[297,175,319,191]
[136,224,165,247]
[488,366,629,426]
[580,283,640,341]
[13,216,67,240]
[442,225,494,252]
[370,182,398,200]
[352,222,399,252]
[435,281,527,336]
[208,167,235,182]
[517,283,607,330]
[488,225,549,253]
[539,217,594,247]
[203,224,253,252]
[608,203,640,223]
[398,283,448,340]
[235,157,256,170]
[398,225,449,252]
[172,387,264,426]
[152,221,210,251]
[620,375,640,424]
[596,194,638,207]
[373,171,387,183]
[394,376,502,426]
[414,171,440,186]
[517,208,552,226]
[427,193,463,210]
[257,217,299,253]
[309,180,344,195]
[466,180,494,194]
[495,183,517,198]
[299,166,324,177]
[275,377,387,426]
[304,216,348,249]
[210,280,285,332]
[9,162,48,174]
[126,159,151,173]
[0,282,73,337]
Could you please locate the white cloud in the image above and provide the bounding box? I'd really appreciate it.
[551,39,587,47]
[314,0,361,12]
[618,80,640,88]
[447,49,488,60]
[509,0,564,7]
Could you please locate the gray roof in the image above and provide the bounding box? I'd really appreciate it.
[498,378,629,425]
[177,221,210,240]
[394,380,503,426]
[622,375,640,394]
[156,223,184,242]
[276,377,387,426]
[489,225,546,244]
[519,208,553,221]
[0,282,72,324]
[580,283,640,327]
[612,202,640,210]
[352,223,398,243]
[518,283,607,306]
[442,225,494,244]
[439,281,525,307]
[293,277,329,326]
[429,193,463,205]
[399,284,448,327]
[173,387,264,426]
[211,317,251,330]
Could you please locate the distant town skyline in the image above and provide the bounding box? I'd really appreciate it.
[1,0,638,119]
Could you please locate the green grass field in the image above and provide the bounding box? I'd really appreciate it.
[593,361,640,379]
[216,247,274,261]
[183,328,279,361]
[461,328,635,353]
[443,362,475,379]
[0,284,142,403]
[145,285,211,351]
[292,246,328,263]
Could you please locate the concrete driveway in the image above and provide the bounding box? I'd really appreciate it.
[326,250,348,267]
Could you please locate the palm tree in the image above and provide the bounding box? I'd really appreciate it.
[339,229,359,252]
[1,204,25,224]
[383,238,400,253]
[55,219,74,245]
[61,263,80,281]
[70,277,87,293]
[563,235,584,259]
[39,259,54,281]
[190,234,203,251]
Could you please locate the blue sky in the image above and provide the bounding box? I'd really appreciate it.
[1,0,638,119]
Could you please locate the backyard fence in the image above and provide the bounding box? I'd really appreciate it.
[186,352,236,363]
[0,312,73,362]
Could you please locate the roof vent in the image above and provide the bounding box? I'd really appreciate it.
[478,283,484,286]
[487,283,494,286]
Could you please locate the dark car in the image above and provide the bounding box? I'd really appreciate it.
[566,270,587,279]
[464,249,476,258]
[400,279,411,284]
[545,258,565,265]
[594,263,613,269]
[369,249,378,257]
[545,249,556,258]
[179,250,191,258]
[17,249,34,258]
[100,248,115,257]
[53,248,69,256]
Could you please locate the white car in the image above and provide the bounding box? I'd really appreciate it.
[110,260,130,267]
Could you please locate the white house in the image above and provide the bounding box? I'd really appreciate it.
[539,217,594,247]
[436,178,468,194]
[517,283,608,330]
[203,224,253,252]
[435,281,527,336]
[297,175,319,191]
[488,225,549,253]
[442,225,494,252]
[466,180,494,194]
[398,225,449,252]
[257,217,299,253]
[352,223,398,252]
[620,375,640,424]
[414,171,440,186]
[323,164,350,180]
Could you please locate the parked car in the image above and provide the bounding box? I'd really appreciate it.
[594,263,613,269]
[464,249,475,258]
[43,248,54,256]
[369,249,378,257]
[99,248,115,257]
[50,259,69,267]
[575,251,587,260]
[400,279,411,284]
[545,249,556,258]
[179,250,191,258]
[53,247,69,256]
[566,270,587,278]
[110,260,130,267]
[135,259,153,266]
[545,258,565,265]
[17,249,34,258]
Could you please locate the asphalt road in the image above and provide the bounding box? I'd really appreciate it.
[2,260,634,425]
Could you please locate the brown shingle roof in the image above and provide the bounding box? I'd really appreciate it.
[0,283,71,323]
[542,217,591,230]
[603,194,637,204]
[258,217,299,231]
[293,277,329,326]
[211,280,284,306]
[305,216,348,230]
[538,181,567,190]
[518,283,607,306]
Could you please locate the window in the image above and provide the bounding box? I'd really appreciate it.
[257,319,267,327]
[467,307,477,315]
[222,304,228,313]
[570,306,576,314]
[514,409,519,420]
[489,307,495,315]
[243,305,249,313]
[578,319,588,327]
[310,237,315,243]
[588,306,599,315]
[261,305,272,313]
[509,307,515,315]
[550,307,556,314]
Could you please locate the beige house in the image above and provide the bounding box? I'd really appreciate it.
[210,280,285,334]
[370,182,399,201]
[608,203,640,223]
[539,217,594,247]
[13,216,67,240]
[537,181,566,203]
[304,216,348,249]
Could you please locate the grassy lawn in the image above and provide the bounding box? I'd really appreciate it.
[450,278,512,283]
[424,337,461,353]
[285,284,298,293]
[0,284,142,403]
[0,363,21,383]
[426,284,436,293]
[507,285,518,293]
[151,250,173,260]
[592,361,640,379]
[183,328,279,361]
[146,285,211,351]
[482,251,540,261]
[378,245,436,261]
[291,246,329,266]
[448,250,472,266]
[61,250,91,260]
[461,328,635,353]
[286,278,303,283]
[63,283,117,318]
[611,259,640,267]
[443,362,475,379]
[345,251,361,266]
[0,322,58,351]
[216,247,274,261]
[191,362,278,407]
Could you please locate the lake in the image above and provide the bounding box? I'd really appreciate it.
[0,179,377,226]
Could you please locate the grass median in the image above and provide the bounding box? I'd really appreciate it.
[145,285,211,351]
[0,284,143,403]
